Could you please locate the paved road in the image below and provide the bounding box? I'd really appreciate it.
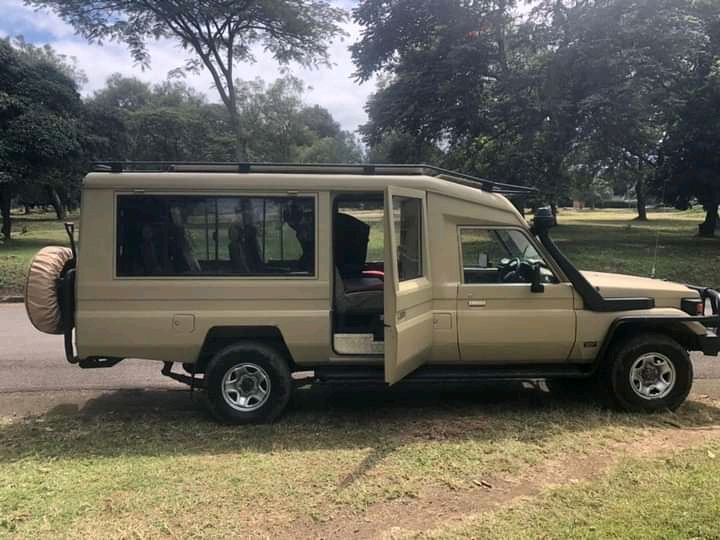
[2,304,720,418]
[0,304,181,393]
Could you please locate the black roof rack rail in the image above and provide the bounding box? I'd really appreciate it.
[90,161,537,196]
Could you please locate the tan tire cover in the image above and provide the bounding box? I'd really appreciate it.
[24,246,74,335]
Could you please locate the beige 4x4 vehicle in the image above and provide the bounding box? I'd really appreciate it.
[24,163,720,423]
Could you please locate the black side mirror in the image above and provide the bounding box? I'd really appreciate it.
[530,263,544,293]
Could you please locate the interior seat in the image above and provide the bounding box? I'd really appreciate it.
[334,266,384,315]
[228,221,264,274]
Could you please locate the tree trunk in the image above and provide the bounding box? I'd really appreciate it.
[229,110,248,162]
[48,187,66,221]
[635,177,648,221]
[698,202,719,237]
[0,183,12,241]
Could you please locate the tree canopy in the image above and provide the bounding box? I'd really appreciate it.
[25,0,348,159]
[0,38,86,238]
[353,0,720,229]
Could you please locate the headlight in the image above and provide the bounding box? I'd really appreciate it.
[705,297,715,316]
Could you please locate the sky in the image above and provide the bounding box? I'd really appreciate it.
[0,0,377,134]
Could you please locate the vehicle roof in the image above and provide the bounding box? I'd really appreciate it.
[83,162,533,222]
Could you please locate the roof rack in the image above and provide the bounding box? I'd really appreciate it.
[90,161,537,197]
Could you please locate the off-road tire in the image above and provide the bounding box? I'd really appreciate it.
[607,333,692,412]
[24,246,74,335]
[205,342,292,424]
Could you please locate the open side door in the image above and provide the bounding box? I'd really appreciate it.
[384,186,434,384]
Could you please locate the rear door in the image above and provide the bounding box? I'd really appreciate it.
[384,187,434,384]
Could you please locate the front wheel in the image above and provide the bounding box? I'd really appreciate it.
[607,333,692,412]
[205,342,292,424]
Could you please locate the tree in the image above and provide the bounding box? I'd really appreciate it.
[352,0,509,154]
[536,0,709,220]
[0,38,86,238]
[656,3,720,235]
[26,0,348,160]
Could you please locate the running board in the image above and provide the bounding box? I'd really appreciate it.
[313,364,594,385]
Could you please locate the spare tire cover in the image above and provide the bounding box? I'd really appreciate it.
[24,246,74,335]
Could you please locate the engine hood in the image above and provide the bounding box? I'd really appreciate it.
[579,270,695,304]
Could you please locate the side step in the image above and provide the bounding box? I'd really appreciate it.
[313,364,594,385]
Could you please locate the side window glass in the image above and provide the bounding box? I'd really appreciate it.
[461,229,507,269]
[392,196,423,281]
[116,195,315,277]
[460,227,556,284]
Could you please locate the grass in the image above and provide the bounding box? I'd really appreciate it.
[555,207,720,289]
[3,206,720,536]
[417,439,720,539]
[1,388,720,538]
[0,211,76,296]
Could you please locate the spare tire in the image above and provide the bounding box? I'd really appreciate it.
[24,246,74,335]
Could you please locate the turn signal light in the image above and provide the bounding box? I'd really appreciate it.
[681,298,704,316]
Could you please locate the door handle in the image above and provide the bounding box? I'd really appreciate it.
[467,300,486,307]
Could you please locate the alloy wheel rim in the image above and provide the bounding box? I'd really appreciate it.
[628,352,676,400]
[221,363,271,412]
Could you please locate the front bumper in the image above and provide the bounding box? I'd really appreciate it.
[688,285,720,355]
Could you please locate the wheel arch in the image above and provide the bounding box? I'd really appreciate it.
[194,326,295,373]
[595,317,700,369]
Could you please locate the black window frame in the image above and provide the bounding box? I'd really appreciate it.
[115,193,317,278]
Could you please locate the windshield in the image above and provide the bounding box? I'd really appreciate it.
[495,229,541,260]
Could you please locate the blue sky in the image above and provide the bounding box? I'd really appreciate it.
[0,0,376,134]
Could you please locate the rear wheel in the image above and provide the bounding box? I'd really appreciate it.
[607,333,692,412]
[205,342,292,424]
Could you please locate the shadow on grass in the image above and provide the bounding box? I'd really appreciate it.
[2,382,719,463]
[0,237,67,252]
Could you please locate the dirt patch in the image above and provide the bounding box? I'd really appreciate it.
[289,423,720,539]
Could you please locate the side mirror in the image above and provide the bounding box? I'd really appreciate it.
[530,263,544,293]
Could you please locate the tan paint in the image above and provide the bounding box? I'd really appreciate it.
[55,167,711,379]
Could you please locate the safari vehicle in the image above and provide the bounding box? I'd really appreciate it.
[24,162,720,424]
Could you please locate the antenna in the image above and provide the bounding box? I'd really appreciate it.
[649,177,668,279]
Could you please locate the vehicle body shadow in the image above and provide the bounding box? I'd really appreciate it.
[1,382,718,464]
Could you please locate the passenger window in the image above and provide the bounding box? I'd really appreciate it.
[335,199,384,268]
[460,227,556,284]
[116,195,315,277]
[392,196,424,281]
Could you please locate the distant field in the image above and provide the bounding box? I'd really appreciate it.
[555,207,720,289]
[1,206,718,294]
[0,211,78,296]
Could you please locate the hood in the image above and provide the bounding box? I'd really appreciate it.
[580,270,695,305]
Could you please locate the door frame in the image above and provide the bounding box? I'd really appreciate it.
[384,186,434,383]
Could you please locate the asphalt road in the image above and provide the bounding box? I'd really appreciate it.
[0,304,181,393]
[2,303,720,418]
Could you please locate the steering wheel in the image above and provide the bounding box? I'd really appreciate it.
[499,257,540,283]
[498,257,520,282]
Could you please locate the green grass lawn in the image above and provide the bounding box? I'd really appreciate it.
[1,390,720,538]
[3,206,720,537]
[554,207,720,289]
[0,211,77,296]
[418,440,720,539]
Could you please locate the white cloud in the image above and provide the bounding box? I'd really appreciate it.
[0,1,377,134]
